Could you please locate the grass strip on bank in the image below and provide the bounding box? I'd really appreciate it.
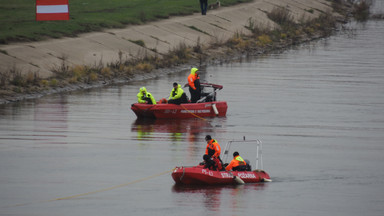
[0,0,252,44]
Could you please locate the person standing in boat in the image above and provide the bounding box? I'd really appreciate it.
[137,87,156,105]
[225,151,247,171]
[187,67,201,103]
[168,82,189,105]
[205,135,223,165]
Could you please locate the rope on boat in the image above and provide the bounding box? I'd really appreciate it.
[5,169,173,208]
[52,169,173,201]
[180,104,207,121]
[180,167,186,181]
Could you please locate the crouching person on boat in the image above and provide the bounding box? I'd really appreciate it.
[205,135,224,167]
[202,154,223,171]
[225,152,248,171]
[168,82,189,105]
[137,87,156,105]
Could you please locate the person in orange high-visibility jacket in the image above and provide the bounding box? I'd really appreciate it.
[187,67,201,103]
[225,151,247,171]
[205,135,221,159]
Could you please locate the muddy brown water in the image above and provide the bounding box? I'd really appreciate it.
[1,14,384,216]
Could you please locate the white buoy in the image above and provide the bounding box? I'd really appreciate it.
[212,104,219,115]
[234,176,245,184]
[228,171,245,184]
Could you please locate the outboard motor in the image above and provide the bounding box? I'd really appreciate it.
[245,159,252,171]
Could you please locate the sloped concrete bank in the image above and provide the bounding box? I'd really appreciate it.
[0,0,349,104]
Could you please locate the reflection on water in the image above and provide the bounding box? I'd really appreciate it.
[131,118,214,142]
[172,183,268,212]
[131,117,227,162]
[0,96,69,146]
[172,183,268,193]
[33,97,68,145]
[1,16,384,216]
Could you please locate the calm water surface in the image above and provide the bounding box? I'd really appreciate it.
[1,16,384,216]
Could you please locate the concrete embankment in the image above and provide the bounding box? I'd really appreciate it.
[0,0,336,78]
[0,0,346,104]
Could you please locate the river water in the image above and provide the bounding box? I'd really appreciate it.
[1,8,384,216]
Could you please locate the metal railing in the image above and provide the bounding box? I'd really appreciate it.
[221,138,263,170]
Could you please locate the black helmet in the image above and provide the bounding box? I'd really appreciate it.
[205,135,212,141]
[233,151,239,157]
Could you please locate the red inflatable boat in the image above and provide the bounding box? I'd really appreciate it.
[172,166,270,185]
[131,83,227,119]
[172,139,272,185]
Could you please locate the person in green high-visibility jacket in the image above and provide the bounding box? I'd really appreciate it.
[137,87,156,104]
[168,82,189,104]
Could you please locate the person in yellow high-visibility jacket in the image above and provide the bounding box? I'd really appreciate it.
[168,82,189,104]
[137,87,156,104]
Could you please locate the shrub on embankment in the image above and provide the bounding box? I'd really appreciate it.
[351,0,372,21]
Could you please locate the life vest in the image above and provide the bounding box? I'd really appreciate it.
[234,155,246,166]
[205,139,221,158]
[212,157,223,171]
[225,155,247,171]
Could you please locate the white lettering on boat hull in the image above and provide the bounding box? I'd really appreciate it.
[220,173,232,178]
[180,110,210,113]
[237,173,256,179]
[202,169,214,176]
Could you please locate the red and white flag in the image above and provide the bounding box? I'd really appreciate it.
[36,0,70,21]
